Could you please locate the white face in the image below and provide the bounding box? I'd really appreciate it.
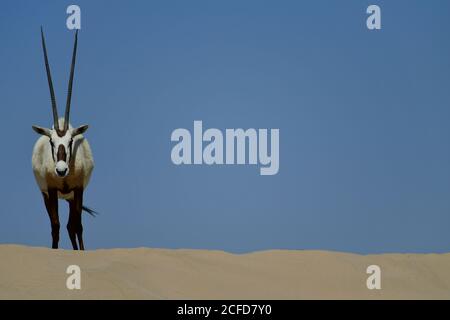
[49,130,73,177]
[32,124,89,178]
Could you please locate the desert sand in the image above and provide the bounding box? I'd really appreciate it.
[0,244,449,299]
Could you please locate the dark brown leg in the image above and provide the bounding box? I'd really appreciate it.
[43,190,59,249]
[68,188,84,250]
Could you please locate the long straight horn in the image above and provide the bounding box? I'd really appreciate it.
[64,29,78,132]
[40,27,59,131]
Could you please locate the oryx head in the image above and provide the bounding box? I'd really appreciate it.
[32,27,89,178]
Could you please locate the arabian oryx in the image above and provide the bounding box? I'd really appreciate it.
[32,28,95,250]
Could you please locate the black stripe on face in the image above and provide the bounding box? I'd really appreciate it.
[57,144,67,162]
[49,139,55,161]
[68,139,73,160]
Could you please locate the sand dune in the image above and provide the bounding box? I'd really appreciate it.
[0,245,449,299]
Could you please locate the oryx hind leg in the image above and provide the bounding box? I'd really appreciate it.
[68,188,84,250]
[43,189,60,249]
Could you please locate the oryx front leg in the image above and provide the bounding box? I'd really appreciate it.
[43,189,60,249]
[68,188,84,250]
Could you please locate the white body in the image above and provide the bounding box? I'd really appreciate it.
[32,120,94,200]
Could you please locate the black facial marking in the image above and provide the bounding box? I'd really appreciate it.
[56,129,66,138]
[49,139,55,161]
[68,139,73,160]
[57,144,67,162]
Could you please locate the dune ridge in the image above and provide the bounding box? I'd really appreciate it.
[0,245,449,299]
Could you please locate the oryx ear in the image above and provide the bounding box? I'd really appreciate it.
[72,125,89,137]
[32,125,51,137]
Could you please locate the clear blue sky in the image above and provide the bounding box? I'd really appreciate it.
[0,1,449,253]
